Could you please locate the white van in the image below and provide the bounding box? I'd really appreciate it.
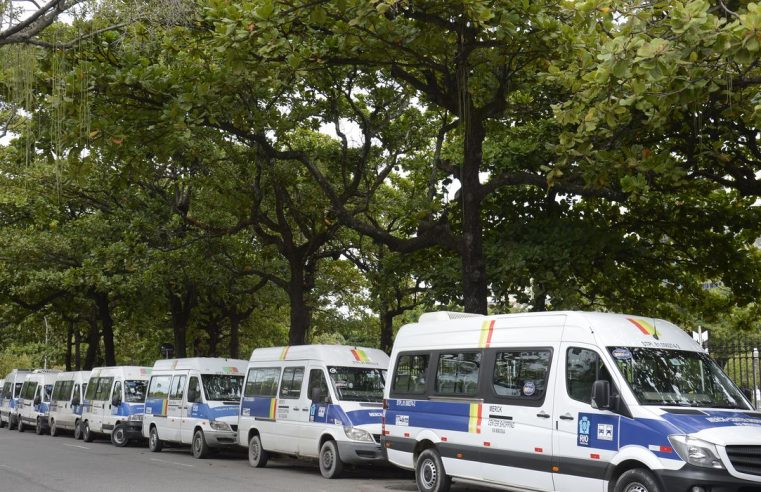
[48,370,91,438]
[383,311,761,492]
[81,366,151,446]
[239,345,389,478]
[0,369,32,429]
[16,370,60,434]
[143,357,247,458]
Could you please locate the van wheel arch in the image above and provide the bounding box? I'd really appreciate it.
[318,433,336,454]
[413,439,436,465]
[608,461,663,492]
[248,427,260,444]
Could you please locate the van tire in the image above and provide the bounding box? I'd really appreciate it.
[35,418,45,435]
[614,469,662,492]
[8,415,17,430]
[415,448,451,492]
[74,420,83,440]
[319,439,343,479]
[50,419,58,437]
[248,434,268,468]
[111,424,128,447]
[192,429,210,459]
[82,421,94,442]
[17,418,24,433]
[148,426,163,452]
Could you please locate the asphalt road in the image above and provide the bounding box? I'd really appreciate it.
[0,428,485,492]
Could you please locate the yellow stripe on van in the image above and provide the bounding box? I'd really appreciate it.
[279,347,290,360]
[479,320,495,348]
[269,398,277,420]
[468,403,482,434]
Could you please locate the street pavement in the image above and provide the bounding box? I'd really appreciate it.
[0,428,483,492]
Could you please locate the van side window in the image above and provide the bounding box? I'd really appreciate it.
[493,350,551,400]
[72,384,80,402]
[147,376,172,399]
[169,376,186,400]
[308,369,330,402]
[112,381,122,403]
[435,352,481,396]
[85,379,99,400]
[244,368,280,397]
[279,367,305,399]
[566,347,613,404]
[52,381,63,402]
[2,382,10,399]
[187,377,202,403]
[392,354,429,395]
[95,378,114,401]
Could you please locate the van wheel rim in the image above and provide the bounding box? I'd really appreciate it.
[321,446,334,469]
[421,458,437,489]
[115,428,125,445]
[150,431,157,448]
[194,435,201,453]
[250,439,260,461]
[624,483,648,492]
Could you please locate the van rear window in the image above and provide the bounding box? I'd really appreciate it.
[392,354,429,395]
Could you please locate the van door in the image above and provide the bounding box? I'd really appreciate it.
[106,380,122,432]
[166,373,187,442]
[69,383,81,428]
[552,344,617,492]
[181,376,201,444]
[274,365,306,454]
[303,366,333,457]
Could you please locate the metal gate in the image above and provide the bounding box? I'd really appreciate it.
[707,338,761,410]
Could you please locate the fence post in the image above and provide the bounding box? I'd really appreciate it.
[753,348,759,410]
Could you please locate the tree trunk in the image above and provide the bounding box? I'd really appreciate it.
[75,324,81,370]
[229,313,240,359]
[287,262,311,345]
[65,320,73,371]
[83,317,99,370]
[380,310,394,354]
[94,292,117,366]
[168,283,197,358]
[460,114,488,314]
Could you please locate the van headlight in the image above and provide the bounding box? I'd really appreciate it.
[343,426,373,443]
[128,414,143,422]
[209,421,231,431]
[668,435,724,469]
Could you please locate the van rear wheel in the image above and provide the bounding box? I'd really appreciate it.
[415,448,451,492]
[248,434,268,468]
[614,469,662,492]
[192,429,209,459]
[35,418,45,435]
[319,439,344,479]
[82,421,94,442]
[148,426,163,452]
[111,424,128,447]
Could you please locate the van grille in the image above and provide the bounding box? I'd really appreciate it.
[726,446,761,476]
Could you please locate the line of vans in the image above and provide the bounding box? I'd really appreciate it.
[143,357,247,458]
[238,345,389,478]
[383,311,761,492]
[48,370,91,437]
[15,370,60,434]
[81,366,151,446]
[1,369,34,429]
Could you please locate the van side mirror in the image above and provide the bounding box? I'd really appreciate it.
[591,380,611,410]
[111,395,122,407]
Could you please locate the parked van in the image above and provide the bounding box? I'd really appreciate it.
[144,357,247,458]
[16,370,60,434]
[0,369,32,429]
[81,366,151,446]
[383,311,761,492]
[49,371,91,438]
[239,345,389,478]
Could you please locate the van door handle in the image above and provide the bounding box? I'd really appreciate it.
[536,411,550,419]
[559,413,574,421]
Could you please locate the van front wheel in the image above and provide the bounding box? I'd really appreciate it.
[35,418,45,435]
[192,430,210,459]
[17,418,24,433]
[111,424,128,447]
[50,419,58,437]
[82,422,94,442]
[248,434,268,468]
[148,426,163,452]
[416,448,451,492]
[74,421,83,440]
[319,440,343,479]
[614,469,662,492]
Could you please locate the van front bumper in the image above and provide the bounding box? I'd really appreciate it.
[656,464,761,492]
[204,430,238,447]
[337,441,386,465]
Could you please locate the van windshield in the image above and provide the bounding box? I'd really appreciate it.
[608,347,751,409]
[201,375,244,402]
[328,367,385,402]
[124,380,147,403]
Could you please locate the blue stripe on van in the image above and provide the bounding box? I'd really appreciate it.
[188,403,239,420]
[345,409,383,426]
[112,402,143,417]
[661,410,761,433]
[241,397,275,419]
[386,399,471,433]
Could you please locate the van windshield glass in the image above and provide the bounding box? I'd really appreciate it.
[201,375,244,402]
[124,380,147,403]
[327,367,385,402]
[608,347,751,409]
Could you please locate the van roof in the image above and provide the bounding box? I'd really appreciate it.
[250,344,390,368]
[55,371,91,381]
[24,372,60,384]
[399,311,699,352]
[152,357,248,374]
[89,366,152,379]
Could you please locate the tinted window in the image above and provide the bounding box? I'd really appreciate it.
[94,378,114,400]
[567,348,613,404]
[112,381,122,402]
[244,368,280,398]
[73,384,81,402]
[493,350,551,400]
[188,377,201,403]
[22,382,38,399]
[435,352,481,396]
[392,354,429,395]
[147,376,171,399]
[14,383,22,397]
[2,382,11,399]
[124,380,147,403]
[279,367,305,399]
[85,378,99,400]
[52,381,64,401]
[169,376,186,400]
[308,369,330,402]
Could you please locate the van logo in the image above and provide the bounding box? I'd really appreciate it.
[351,349,370,362]
[627,318,659,339]
[578,416,590,446]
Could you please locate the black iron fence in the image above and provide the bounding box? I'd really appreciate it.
[707,338,761,410]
